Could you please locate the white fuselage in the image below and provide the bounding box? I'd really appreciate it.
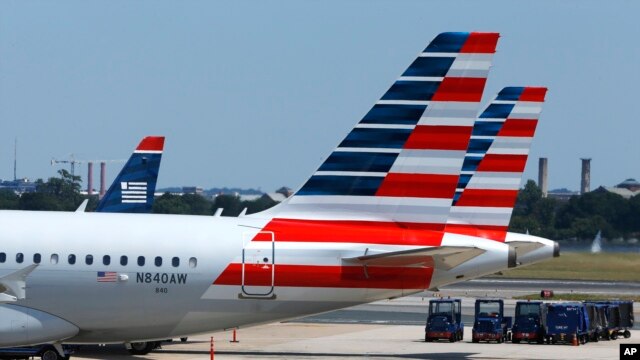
[0,209,515,345]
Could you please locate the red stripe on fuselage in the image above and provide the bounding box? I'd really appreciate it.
[404,125,472,150]
[213,263,434,290]
[476,154,528,172]
[376,173,459,199]
[431,77,487,102]
[497,119,538,137]
[454,189,519,207]
[254,218,444,246]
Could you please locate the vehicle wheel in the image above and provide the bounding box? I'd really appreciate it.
[611,333,618,340]
[40,347,62,360]
[425,336,431,342]
[458,331,463,341]
[472,337,479,343]
[512,338,520,344]
[624,330,631,339]
[180,337,188,342]
[449,334,455,343]
[593,335,599,343]
[127,341,156,355]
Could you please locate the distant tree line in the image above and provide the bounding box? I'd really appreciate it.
[0,170,277,216]
[509,180,640,240]
[152,193,278,216]
[2,173,639,240]
[0,170,96,211]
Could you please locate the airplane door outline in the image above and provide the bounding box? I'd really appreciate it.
[241,231,275,298]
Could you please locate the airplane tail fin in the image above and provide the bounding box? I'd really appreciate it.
[270,32,499,230]
[95,136,165,213]
[445,87,547,240]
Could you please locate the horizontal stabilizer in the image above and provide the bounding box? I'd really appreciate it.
[0,264,38,303]
[508,241,544,258]
[343,246,485,271]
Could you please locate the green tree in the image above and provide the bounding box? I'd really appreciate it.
[153,193,191,214]
[213,194,244,216]
[0,189,19,209]
[181,194,213,215]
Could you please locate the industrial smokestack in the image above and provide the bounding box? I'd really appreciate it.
[538,157,548,198]
[580,158,591,195]
[99,162,106,199]
[87,162,94,195]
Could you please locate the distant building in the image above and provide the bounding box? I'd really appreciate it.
[596,178,640,199]
[263,192,288,203]
[182,186,203,195]
[616,178,640,192]
[547,188,579,201]
[0,178,37,194]
[275,186,293,197]
[239,194,262,202]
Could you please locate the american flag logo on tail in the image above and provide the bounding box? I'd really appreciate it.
[121,182,147,204]
[97,271,118,282]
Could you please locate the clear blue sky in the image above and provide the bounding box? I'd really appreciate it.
[1,0,639,192]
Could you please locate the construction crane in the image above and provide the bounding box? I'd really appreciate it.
[51,155,82,177]
[51,156,125,178]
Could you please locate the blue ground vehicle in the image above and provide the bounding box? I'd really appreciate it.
[512,301,546,344]
[425,298,463,342]
[544,302,590,345]
[585,302,607,341]
[472,299,512,343]
[610,300,634,339]
[585,301,622,340]
[0,345,73,360]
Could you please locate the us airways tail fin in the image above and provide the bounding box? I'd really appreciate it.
[445,87,547,240]
[270,32,499,230]
[95,136,165,213]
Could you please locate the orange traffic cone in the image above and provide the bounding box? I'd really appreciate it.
[571,333,579,346]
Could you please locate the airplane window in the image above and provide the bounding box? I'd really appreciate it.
[120,256,128,266]
[103,255,111,266]
[155,256,162,267]
[33,253,41,264]
[172,257,179,267]
[68,254,76,265]
[137,256,145,266]
[189,257,197,268]
[50,254,59,265]
[86,255,94,265]
[0,252,5,263]
[16,253,24,264]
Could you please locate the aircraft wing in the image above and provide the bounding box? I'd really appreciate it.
[0,264,38,303]
[342,246,485,271]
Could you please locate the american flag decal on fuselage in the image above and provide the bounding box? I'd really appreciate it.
[97,271,118,282]
[121,182,147,203]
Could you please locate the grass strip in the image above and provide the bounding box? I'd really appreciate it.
[498,252,640,282]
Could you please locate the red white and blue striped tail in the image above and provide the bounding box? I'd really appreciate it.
[271,32,500,230]
[446,86,548,241]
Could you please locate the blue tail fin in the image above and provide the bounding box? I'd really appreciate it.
[95,136,165,213]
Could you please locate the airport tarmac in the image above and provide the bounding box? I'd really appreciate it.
[71,323,632,360]
[66,278,639,359]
